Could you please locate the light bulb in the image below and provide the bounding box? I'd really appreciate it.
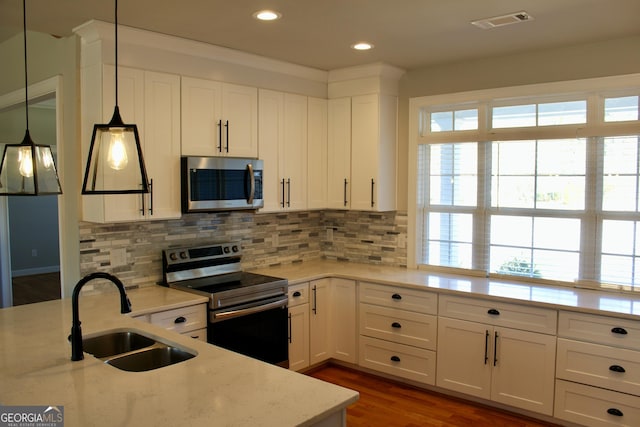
[18,147,33,178]
[107,129,128,170]
[41,149,54,170]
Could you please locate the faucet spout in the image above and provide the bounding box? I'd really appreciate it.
[70,272,132,361]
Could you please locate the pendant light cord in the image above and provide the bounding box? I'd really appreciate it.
[22,0,29,130]
[114,0,118,107]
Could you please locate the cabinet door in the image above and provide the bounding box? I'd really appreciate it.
[288,303,310,371]
[307,97,327,209]
[282,93,308,210]
[331,278,357,363]
[436,317,492,399]
[491,327,556,415]
[350,94,378,211]
[327,97,351,209]
[222,83,258,158]
[257,89,284,212]
[181,77,222,156]
[143,71,181,220]
[309,278,332,365]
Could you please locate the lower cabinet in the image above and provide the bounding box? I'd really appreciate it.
[135,303,208,341]
[288,282,310,371]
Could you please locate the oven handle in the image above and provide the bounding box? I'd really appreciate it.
[212,296,288,322]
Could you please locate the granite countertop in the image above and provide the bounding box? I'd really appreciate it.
[0,286,358,427]
[251,259,640,320]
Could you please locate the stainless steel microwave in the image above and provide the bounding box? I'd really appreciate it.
[181,156,264,212]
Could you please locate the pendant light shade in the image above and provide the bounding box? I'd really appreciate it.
[0,0,62,196]
[81,0,149,195]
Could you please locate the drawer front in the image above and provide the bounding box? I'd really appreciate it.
[184,327,208,342]
[359,281,437,314]
[359,304,437,350]
[559,311,640,351]
[288,282,310,307]
[149,304,207,333]
[439,295,557,334]
[557,338,640,396]
[359,336,436,385]
[555,379,640,427]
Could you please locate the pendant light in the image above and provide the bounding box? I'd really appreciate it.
[82,0,149,194]
[0,0,62,196]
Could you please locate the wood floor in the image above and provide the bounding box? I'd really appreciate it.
[308,365,560,427]
[11,272,61,306]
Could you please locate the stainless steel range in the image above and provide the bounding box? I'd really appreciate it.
[161,242,289,368]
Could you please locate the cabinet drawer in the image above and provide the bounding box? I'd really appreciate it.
[149,304,207,333]
[288,282,309,307]
[559,311,640,351]
[359,282,437,314]
[359,336,436,385]
[439,295,557,334]
[359,304,437,350]
[184,327,208,342]
[555,379,640,427]
[557,338,640,396]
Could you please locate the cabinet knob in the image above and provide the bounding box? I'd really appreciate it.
[292,291,302,297]
[487,308,500,316]
[609,365,626,373]
[174,316,187,324]
[611,327,628,335]
[390,355,401,362]
[391,293,402,300]
[607,408,624,417]
[391,322,402,329]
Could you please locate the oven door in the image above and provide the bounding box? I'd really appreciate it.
[208,295,289,368]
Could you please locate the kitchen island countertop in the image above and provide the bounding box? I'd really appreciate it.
[0,285,357,426]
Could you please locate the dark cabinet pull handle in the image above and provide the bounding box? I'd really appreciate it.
[190,335,200,339]
[611,327,628,335]
[224,120,229,152]
[174,316,187,324]
[292,291,301,297]
[391,322,402,329]
[391,293,402,300]
[288,313,292,343]
[217,119,223,152]
[281,179,286,207]
[140,183,146,216]
[609,365,626,373]
[390,356,400,362]
[343,178,348,207]
[312,285,317,314]
[488,308,500,315]
[370,178,375,208]
[148,179,153,215]
[484,330,489,365]
[493,331,499,366]
[607,408,624,417]
[286,178,291,207]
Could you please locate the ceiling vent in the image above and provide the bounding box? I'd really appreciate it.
[471,11,533,29]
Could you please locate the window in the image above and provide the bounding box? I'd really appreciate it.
[413,76,640,292]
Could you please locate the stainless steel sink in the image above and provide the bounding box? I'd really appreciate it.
[106,346,196,372]
[83,331,156,358]
[79,330,196,372]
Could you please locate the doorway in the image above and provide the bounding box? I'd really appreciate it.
[0,82,62,307]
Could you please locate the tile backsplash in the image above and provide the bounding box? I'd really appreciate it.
[79,210,407,292]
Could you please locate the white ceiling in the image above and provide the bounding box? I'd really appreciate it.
[1,0,639,71]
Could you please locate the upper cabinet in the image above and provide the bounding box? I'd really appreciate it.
[307,97,328,210]
[81,65,181,223]
[327,97,352,209]
[181,77,258,158]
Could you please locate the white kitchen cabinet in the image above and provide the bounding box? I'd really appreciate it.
[288,283,310,371]
[181,77,258,158]
[135,303,208,342]
[258,89,308,212]
[437,296,557,416]
[82,65,181,223]
[327,97,351,209]
[350,94,397,211]
[555,311,640,426]
[307,97,328,209]
[309,278,357,365]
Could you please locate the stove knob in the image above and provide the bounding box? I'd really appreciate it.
[169,253,178,261]
[223,246,230,253]
[232,245,239,253]
[179,251,188,259]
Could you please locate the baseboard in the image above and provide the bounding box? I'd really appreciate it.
[12,266,60,278]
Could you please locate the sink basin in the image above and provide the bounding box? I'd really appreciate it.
[106,346,195,372]
[83,331,156,358]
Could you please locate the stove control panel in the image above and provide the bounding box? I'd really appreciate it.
[163,242,241,266]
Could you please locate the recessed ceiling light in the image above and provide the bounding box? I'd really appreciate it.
[351,42,374,51]
[253,10,282,21]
